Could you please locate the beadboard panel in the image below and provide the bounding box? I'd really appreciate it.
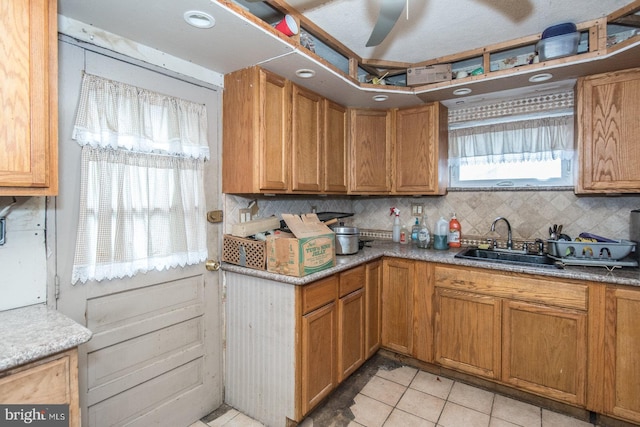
[224,272,297,427]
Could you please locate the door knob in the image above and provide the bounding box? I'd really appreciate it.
[205,260,221,271]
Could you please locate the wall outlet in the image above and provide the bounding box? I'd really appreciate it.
[239,208,251,223]
[411,204,424,216]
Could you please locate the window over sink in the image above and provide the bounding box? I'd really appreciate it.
[448,97,575,189]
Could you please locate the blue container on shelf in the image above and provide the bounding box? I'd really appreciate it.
[541,22,577,39]
[537,22,580,60]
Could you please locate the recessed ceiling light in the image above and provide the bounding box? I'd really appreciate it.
[295,69,316,78]
[373,94,388,102]
[184,10,215,29]
[529,73,553,83]
[453,88,472,96]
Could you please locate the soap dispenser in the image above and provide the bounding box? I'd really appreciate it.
[434,216,448,250]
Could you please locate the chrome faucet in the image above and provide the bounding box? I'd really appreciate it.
[491,217,513,250]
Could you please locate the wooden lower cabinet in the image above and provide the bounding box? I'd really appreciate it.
[435,287,502,380]
[365,260,382,358]
[0,349,80,427]
[434,264,589,407]
[338,288,365,381]
[381,258,434,362]
[603,286,640,424]
[299,263,375,417]
[502,300,587,406]
[381,258,415,354]
[301,301,337,415]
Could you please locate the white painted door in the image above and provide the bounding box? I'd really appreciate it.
[49,40,223,426]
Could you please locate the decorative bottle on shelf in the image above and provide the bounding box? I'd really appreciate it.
[434,216,448,250]
[449,213,461,248]
[417,215,431,249]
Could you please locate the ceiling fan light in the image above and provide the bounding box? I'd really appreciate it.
[453,88,472,96]
[529,73,553,83]
[373,94,389,102]
[295,69,316,78]
[184,10,215,29]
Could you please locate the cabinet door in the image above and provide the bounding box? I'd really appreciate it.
[349,109,391,193]
[365,260,382,358]
[393,103,448,195]
[577,68,640,193]
[259,70,291,191]
[324,100,348,193]
[502,300,587,406]
[603,287,640,424]
[0,349,80,426]
[435,288,501,380]
[301,302,337,415]
[381,258,414,354]
[292,85,323,192]
[0,0,58,195]
[338,289,365,382]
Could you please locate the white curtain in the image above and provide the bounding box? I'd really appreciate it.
[71,73,209,284]
[448,115,574,166]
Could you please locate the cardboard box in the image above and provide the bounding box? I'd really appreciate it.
[267,213,335,277]
[406,64,452,86]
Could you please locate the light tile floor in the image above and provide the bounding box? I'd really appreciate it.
[199,362,596,427]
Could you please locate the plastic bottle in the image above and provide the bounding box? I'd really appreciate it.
[390,207,401,243]
[417,215,431,249]
[449,213,461,248]
[400,224,409,244]
[434,216,449,250]
[411,218,420,244]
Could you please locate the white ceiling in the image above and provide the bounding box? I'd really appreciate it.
[279,0,632,64]
[57,0,639,108]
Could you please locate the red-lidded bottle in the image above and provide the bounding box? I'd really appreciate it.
[448,213,461,248]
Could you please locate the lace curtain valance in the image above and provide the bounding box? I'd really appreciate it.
[448,115,574,166]
[72,73,210,160]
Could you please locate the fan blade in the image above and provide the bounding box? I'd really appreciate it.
[365,0,406,47]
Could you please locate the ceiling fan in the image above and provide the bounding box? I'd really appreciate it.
[365,0,406,47]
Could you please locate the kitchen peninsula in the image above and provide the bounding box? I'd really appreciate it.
[222,241,640,427]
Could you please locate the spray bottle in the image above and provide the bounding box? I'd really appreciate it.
[390,207,401,243]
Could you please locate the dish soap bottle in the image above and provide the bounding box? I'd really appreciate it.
[390,207,401,243]
[417,214,431,249]
[434,216,448,250]
[449,213,461,248]
[411,218,420,244]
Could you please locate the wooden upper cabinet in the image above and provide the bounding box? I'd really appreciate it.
[576,67,640,193]
[0,0,58,195]
[349,109,392,193]
[223,67,291,193]
[393,103,448,195]
[323,100,348,193]
[292,84,323,192]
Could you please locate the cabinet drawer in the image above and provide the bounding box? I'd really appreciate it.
[339,265,365,297]
[435,265,588,311]
[302,276,338,314]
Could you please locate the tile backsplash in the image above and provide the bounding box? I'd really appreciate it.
[224,191,640,243]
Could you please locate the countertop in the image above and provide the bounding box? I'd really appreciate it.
[222,241,640,287]
[0,304,93,371]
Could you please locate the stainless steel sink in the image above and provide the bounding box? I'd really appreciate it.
[455,248,559,268]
